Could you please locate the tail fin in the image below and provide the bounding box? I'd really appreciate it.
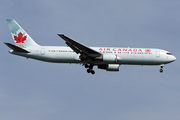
[6,19,39,48]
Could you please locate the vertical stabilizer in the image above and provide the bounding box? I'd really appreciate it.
[6,19,39,48]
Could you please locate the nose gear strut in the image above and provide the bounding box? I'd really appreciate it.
[160,64,164,73]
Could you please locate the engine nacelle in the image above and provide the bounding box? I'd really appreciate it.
[103,54,117,63]
[98,64,120,71]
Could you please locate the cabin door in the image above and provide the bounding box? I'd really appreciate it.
[41,48,45,55]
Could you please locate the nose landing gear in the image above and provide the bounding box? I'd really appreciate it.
[160,64,164,73]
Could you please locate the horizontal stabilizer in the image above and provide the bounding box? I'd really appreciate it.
[4,42,30,53]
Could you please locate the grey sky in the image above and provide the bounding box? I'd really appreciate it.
[1,0,180,120]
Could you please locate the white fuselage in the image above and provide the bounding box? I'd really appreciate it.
[5,19,176,74]
[9,46,176,66]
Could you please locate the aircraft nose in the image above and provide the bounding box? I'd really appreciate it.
[173,55,176,61]
[170,55,176,62]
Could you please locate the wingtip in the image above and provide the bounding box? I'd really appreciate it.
[57,34,64,36]
[58,34,66,39]
[4,42,8,45]
[6,19,14,22]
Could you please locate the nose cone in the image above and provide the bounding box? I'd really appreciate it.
[173,55,176,61]
[170,55,176,62]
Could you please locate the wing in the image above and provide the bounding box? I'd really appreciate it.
[58,34,102,58]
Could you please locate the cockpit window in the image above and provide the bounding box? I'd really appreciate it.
[167,53,172,55]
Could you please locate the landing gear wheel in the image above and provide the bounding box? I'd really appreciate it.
[159,64,164,73]
[87,69,91,73]
[91,70,95,75]
[85,64,95,75]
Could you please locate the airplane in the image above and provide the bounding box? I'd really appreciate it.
[4,19,176,75]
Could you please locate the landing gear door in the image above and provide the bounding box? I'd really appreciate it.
[156,51,160,58]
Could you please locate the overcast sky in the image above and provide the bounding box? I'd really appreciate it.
[1,0,180,120]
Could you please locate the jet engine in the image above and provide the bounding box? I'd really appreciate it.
[98,64,120,71]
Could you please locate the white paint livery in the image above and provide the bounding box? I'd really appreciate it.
[5,19,176,74]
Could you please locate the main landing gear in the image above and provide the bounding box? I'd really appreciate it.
[160,64,164,73]
[84,64,95,75]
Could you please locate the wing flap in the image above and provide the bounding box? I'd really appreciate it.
[65,41,80,54]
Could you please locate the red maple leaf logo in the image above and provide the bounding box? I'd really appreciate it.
[14,32,27,43]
